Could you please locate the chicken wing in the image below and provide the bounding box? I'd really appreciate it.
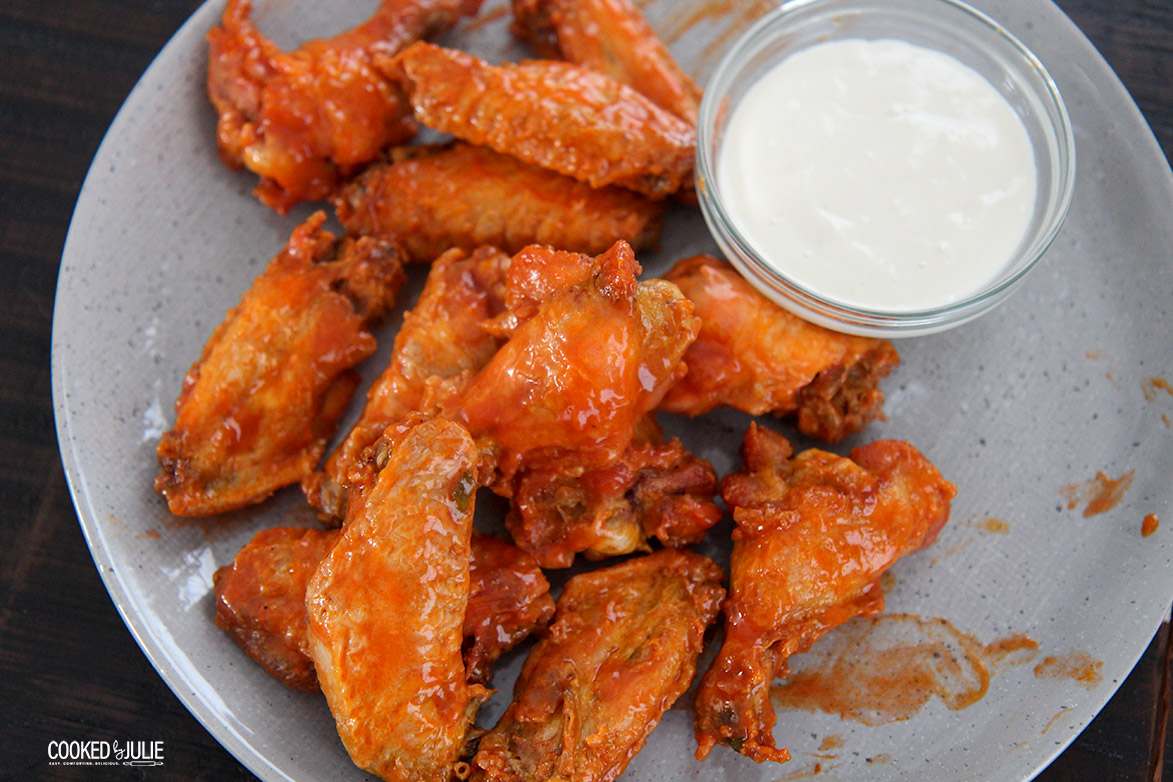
[464,531,557,686]
[658,255,900,442]
[505,417,721,567]
[693,423,956,763]
[304,244,510,519]
[471,548,725,782]
[206,0,481,213]
[214,526,340,691]
[306,418,487,781]
[214,527,552,690]
[155,211,406,516]
[334,143,665,262]
[387,42,695,198]
[447,241,699,485]
[511,0,702,124]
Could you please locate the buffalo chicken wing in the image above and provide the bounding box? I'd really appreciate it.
[335,143,665,262]
[511,0,702,124]
[693,423,955,763]
[304,244,510,519]
[155,212,406,516]
[659,255,900,443]
[306,418,487,781]
[388,42,695,198]
[207,0,481,212]
[471,548,725,781]
[447,241,699,486]
[214,527,553,691]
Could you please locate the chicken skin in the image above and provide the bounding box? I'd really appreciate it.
[214,527,553,691]
[659,255,900,443]
[471,548,725,782]
[388,42,695,198]
[505,417,721,567]
[304,245,510,519]
[306,418,487,782]
[447,241,700,486]
[511,0,702,124]
[206,0,481,213]
[693,423,956,763]
[334,143,665,262]
[155,211,406,516]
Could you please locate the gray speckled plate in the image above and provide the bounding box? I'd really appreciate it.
[52,0,1173,780]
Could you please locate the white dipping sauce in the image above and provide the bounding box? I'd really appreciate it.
[718,38,1037,311]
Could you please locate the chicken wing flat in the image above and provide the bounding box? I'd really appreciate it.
[506,418,721,567]
[511,0,702,124]
[471,548,725,782]
[206,0,481,213]
[334,143,665,262]
[214,526,340,691]
[213,527,552,690]
[304,244,510,519]
[658,255,900,443]
[693,423,956,764]
[388,42,695,198]
[155,212,406,516]
[306,418,488,781]
[464,531,557,686]
[447,241,699,485]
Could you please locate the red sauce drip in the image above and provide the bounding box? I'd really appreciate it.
[1034,651,1103,689]
[1143,513,1160,538]
[770,614,1038,726]
[1060,470,1136,518]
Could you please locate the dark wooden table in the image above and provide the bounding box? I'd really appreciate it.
[2,1,1170,779]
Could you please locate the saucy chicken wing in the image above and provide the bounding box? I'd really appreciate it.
[214,526,340,691]
[464,531,557,685]
[447,241,699,486]
[206,0,481,213]
[511,0,702,124]
[304,244,510,519]
[505,417,721,567]
[306,418,487,781]
[659,255,900,442]
[214,527,553,690]
[471,548,725,782]
[155,212,406,516]
[693,423,956,763]
[388,42,695,198]
[334,143,665,262]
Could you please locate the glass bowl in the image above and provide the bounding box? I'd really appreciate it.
[695,0,1076,337]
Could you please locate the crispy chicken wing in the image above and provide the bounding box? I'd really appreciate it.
[155,212,406,516]
[306,418,488,781]
[659,255,900,442]
[464,531,557,685]
[471,548,725,782]
[511,0,701,124]
[387,42,695,198]
[505,417,721,567]
[213,526,552,690]
[214,526,340,691]
[206,0,481,213]
[304,244,510,519]
[693,423,956,763]
[334,143,665,262]
[447,241,699,485]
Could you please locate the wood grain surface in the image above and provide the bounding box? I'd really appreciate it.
[1,0,1170,780]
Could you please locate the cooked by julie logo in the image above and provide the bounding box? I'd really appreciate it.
[47,739,164,767]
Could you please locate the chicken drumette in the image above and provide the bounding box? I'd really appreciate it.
[693,423,955,763]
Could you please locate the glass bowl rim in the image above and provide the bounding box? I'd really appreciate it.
[694,0,1078,336]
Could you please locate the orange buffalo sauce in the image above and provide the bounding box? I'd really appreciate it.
[770,614,1038,726]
